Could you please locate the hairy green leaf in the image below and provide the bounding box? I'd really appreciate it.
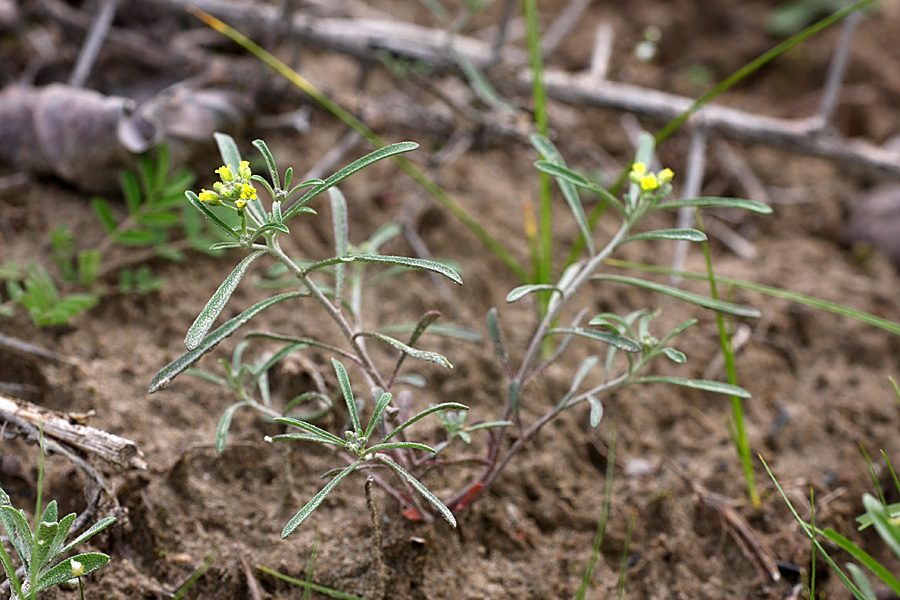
[185,250,266,350]
[149,292,307,393]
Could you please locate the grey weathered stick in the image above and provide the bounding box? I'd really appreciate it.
[817,10,861,128]
[150,0,900,178]
[535,70,900,178]
[0,394,146,470]
[68,0,119,87]
[541,0,595,59]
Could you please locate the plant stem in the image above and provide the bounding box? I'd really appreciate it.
[515,222,630,384]
[266,238,387,392]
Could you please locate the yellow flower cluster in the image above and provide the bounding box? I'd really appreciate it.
[629,162,674,192]
[198,161,256,209]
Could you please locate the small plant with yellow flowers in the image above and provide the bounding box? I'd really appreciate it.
[150,130,771,535]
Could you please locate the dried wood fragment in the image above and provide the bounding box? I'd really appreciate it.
[0,394,146,471]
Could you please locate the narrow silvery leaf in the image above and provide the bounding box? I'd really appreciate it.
[213,132,242,175]
[331,359,361,434]
[572,356,599,389]
[548,327,641,353]
[208,242,244,251]
[533,161,625,213]
[655,197,772,214]
[284,142,419,219]
[376,454,456,527]
[250,222,290,239]
[274,416,345,446]
[185,250,266,350]
[306,254,462,285]
[252,139,280,190]
[186,191,239,240]
[330,188,348,307]
[149,292,307,393]
[282,462,361,538]
[845,564,877,600]
[366,222,402,254]
[366,441,435,454]
[506,284,561,303]
[486,307,510,370]
[630,376,750,398]
[594,274,761,319]
[363,392,393,441]
[621,228,707,244]
[216,402,248,454]
[549,262,581,315]
[360,332,452,369]
[662,347,687,363]
[508,380,520,419]
[587,395,604,428]
[530,135,594,255]
[533,160,591,186]
[382,402,468,443]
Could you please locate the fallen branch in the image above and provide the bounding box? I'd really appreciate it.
[147,0,900,179]
[0,394,146,471]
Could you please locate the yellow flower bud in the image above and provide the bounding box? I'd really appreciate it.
[71,559,84,578]
[640,174,659,191]
[238,161,252,180]
[235,197,247,210]
[240,183,257,201]
[657,168,674,184]
[629,162,647,184]
[198,189,219,203]
[215,165,233,182]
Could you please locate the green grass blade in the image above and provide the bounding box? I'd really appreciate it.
[574,426,616,599]
[653,0,876,146]
[606,259,900,337]
[821,526,900,594]
[594,274,761,318]
[862,494,900,562]
[191,9,527,281]
[258,565,364,600]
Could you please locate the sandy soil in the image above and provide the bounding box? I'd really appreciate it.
[2,1,900,599]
